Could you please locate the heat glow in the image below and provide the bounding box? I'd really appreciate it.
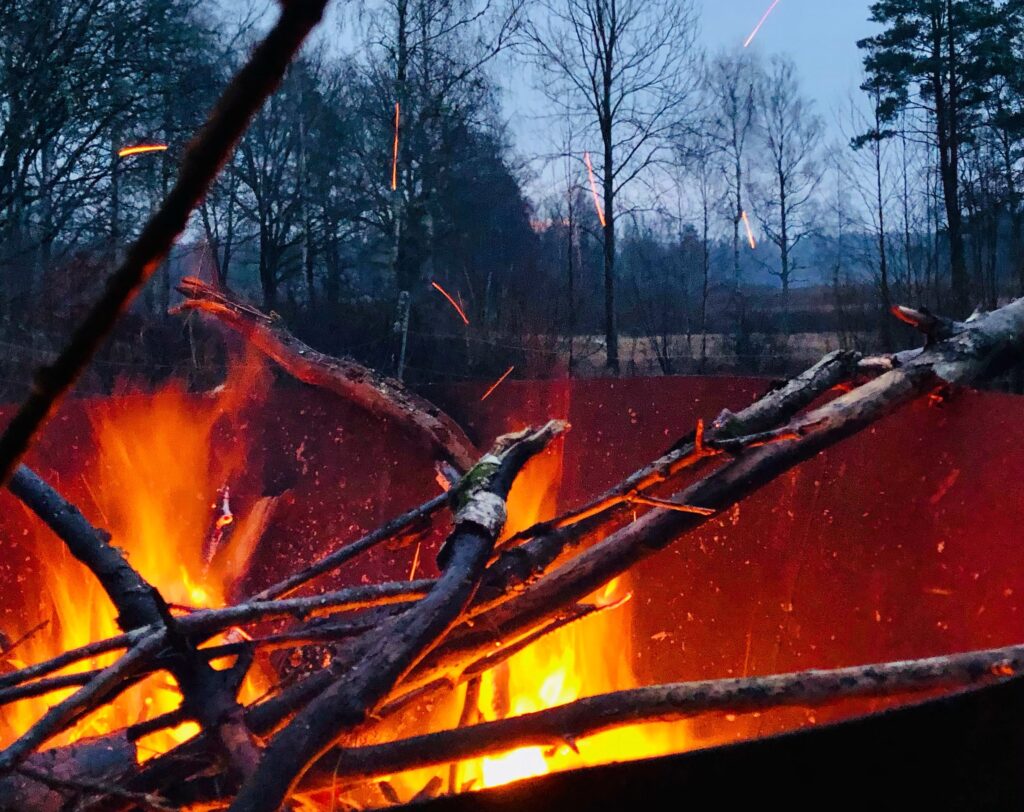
[0,365,269,761]
[1,370,691,807]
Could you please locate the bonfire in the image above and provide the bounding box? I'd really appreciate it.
[2,2,1024,810]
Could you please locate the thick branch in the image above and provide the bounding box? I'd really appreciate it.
[5,467,261,780]
[413,298,1024,691]
[481,349,861,604]
[308,643,1024,786]
[228,422,568,812]
[174,277,479,471]
[9,466,165,632]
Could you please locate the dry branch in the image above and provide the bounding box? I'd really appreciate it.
[10,299,1024,810]
[5,465,262,781]
[405,299,1024,698]
[304,643,1024,787]
[0,0,331,487]
[480,349,861,606]
[174,277,479,470]
[228,422,568,812]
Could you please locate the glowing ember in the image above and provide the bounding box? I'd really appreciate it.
[392,102,401,191]
[741,210,757,249]
[584,152,606,228]
[116,144,169,158]
[431,281,470,325]
[743,0,781,48]
[480,366,515,402]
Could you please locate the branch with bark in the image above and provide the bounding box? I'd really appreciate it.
[0,0,1022,803]
[173,277,479,471]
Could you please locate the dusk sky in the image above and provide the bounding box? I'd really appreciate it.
[498,0,882,198]
[707,0,878,115]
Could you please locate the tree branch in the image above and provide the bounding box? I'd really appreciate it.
[228,422,568,812]
[173,277,479,471]
[0,0,332,486]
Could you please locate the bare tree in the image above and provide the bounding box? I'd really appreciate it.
[846,88,901,349]
[676,122,722,372]
[527,0,700,374]
[752,55,824,335]
[705,49,759,302]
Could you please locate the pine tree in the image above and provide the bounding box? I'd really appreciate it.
[859,0,1001,314]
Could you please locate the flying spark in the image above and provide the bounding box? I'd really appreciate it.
[117,144,169,158]
[741,210,757,249]
[431,281,470,325]
[744,0,781,48]
[480,366,515,402]
[391,102,400,191]
[584,151,606,228]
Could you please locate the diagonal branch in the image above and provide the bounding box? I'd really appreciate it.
[305,642,1024,787]
[173,277,479,471]
[228,422,568,812]
[0,0,332,487]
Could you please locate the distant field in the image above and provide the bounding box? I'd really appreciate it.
[545,332,865,378]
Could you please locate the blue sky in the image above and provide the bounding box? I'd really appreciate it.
[496,0,880,199]
[708,0,878,115]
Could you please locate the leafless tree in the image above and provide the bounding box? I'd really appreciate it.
[705,50,759,294]
[752,55,824,335]
[526,0,700,374]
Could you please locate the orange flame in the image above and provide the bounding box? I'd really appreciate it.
[584,152,606,228]
[358,443,691,805]
[431,281,470,326]
[0,365,269,760]
[392,102,401,191]
[744,0,781,47]
[480,366,515,402]
[117,144,169,158]
[741,210,757,249]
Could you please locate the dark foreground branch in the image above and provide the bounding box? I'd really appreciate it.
[0,0,331,486]
[305,643,1024,787]
[228,422,568,812]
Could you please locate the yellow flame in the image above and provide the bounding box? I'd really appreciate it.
[1,373,268,760]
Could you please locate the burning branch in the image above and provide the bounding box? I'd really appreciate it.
[174,277,479,470]
[9,296,1024,809]
[4,466,263,780]
[229,422,568,812]
[302,642,1024,787]
[0,0,332,487]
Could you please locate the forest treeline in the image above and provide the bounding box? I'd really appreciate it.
[3,0,1024,393]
